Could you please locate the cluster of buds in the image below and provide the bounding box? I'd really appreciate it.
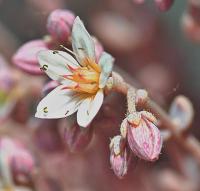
[12,9,104,76]
[11,9,165,180]
[0,137,35,187]
[110,89,162,178]
[133,0,175,11]
[182,0,200,43]
[12,9,75,75]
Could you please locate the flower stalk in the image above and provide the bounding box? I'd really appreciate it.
[110,68,200,165]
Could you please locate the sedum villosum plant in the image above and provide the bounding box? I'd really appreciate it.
[10,7,200,184]
[34,15,162,178]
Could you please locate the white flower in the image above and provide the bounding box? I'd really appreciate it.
[35,17,114,127]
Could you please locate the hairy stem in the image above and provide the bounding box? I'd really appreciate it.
[112,70,200,165]
[127,88,136,113]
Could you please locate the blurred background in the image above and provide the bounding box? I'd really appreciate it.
[0,0,200,191]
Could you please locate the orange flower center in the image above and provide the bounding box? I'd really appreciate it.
[62,58,101,94]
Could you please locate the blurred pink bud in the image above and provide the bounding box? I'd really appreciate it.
[182,11,200,43]
[0,137,20,152]
[109,135,128,178]
[169,95,194,130]
[127,111,162,161]
[182,14,200,42]
[11,149,35,184]
[154,0,174,11]
[0,137,35,183]
[12,40,49,75]
[47,9,75,42]
[92,37,104,62]
[64,123,93,153]
[42,80,60,94]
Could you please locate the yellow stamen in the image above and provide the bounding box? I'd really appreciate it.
[82,58,101,73]
[62,56,101,94]
[74,83,99,94]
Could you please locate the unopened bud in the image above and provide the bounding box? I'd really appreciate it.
[169,95,194,130]
[109,135,128,178]
[47,9,75,42]
[0,138,35,184]
[12,40,48,75]
[182,0,200,43]
[154,0,175,11]
[11,149,35,184]
[127,111,162,161]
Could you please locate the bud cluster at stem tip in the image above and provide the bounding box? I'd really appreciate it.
[110,88,163,178]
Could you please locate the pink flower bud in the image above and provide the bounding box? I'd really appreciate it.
[182,14,200,43]
[127,111,162,161]
[12,39,49,75]
[154,0,175,11]
[47,9,75,42]
[11,149,35,184]
[109,135,128,178]
[0,137,19,152]
[0,138,35,183]
[64,123,93,153]
[182,1,200,43]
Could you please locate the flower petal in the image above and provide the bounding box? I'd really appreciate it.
[38,50,79,84]
[77,89,104,127]
[72,17,95,63]
[98,52,114,88]
[35,85,82,119]
[146,121,162,160]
